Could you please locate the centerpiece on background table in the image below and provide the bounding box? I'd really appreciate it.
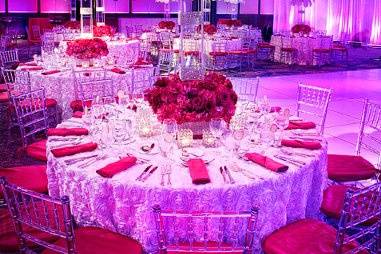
[66,38,109,66]
[145,72,237,135]
[93,25,115,39]
[158,21,176,32]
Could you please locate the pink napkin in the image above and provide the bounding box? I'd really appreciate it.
[72,111,84,118]
[51,142,97,157]
[187,159,211,184]
[42,70,61,75]
[111,67,126,74]
[19,62,38,66]
[20,66,43,71]
[286,121,316,130]
[96,156,137,178]
[47,128,88,137]
[281,139,322,150]
[245,153,288,172]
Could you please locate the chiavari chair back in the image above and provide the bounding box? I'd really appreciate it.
[0,177,76,254]
[0,35,12,51]
[131,68,156,97]
[73,69,115,106]
[208,41,228,70]
[0,49,19,68]
[233,77,260,103]
[126,25,136,38]
[356,100,381,159]
[153,205,259,254]
[158,50,174,76]
[1,68,31,97]
[296,83,332,135]
[335,182,381,253]
[12,88,49,147]
[159,32,173,49]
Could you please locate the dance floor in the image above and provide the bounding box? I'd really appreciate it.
[230,68,381,165]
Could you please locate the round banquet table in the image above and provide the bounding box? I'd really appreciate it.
[59,39,140,66]
[46,103,328,252]
[16,66,155,119]
[271,35,333,65]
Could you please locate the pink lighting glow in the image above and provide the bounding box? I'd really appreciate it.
[274,0,381,45]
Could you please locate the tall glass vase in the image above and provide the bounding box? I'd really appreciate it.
[80,0,93,37]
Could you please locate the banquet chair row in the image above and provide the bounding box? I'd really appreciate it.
[0,49,19,69]
[232,77,260,103]
[0,177,144,254]
[263,181,381,254]
[296,83,380,183]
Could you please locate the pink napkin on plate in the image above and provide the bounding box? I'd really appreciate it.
[47,128,88,137]
[187,159,211,184]
[20,66,43,71]
[42,70,61,75]
[286,121,316,130]
[245,153,288,172]
[281,139,322,150]
[96,156,137,178]
[111,67,126,74]
[73,111,84,118]
[51,142,97,158]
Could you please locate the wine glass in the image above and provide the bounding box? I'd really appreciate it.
[209,118,224,141]
[232,128,245,155]
[162,119,178,141]
[275,109,290,131]
[260,124,276,153]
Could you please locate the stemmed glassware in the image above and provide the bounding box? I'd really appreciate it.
[209,118,224,144]
[158,119,178,158]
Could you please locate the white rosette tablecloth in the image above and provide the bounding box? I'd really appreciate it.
[46,113,328,252]
[18,66,155,119]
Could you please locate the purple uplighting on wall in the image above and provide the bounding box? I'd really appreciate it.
[274,0,381,45]
[40,0,70,13]
[8,0,37,13]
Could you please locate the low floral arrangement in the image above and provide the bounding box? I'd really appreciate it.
[66,38,109,60]
[64,20,80,30]
[197,24,217,35]
[291,24,311,35]
[93,25,115,37]
[158,21,176,30]
[145,72,237,124]
[218,19,243,27]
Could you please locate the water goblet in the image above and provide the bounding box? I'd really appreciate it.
[162,119,178,140]
[209,118,224,141]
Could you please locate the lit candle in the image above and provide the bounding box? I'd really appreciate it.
[202,130,215,147]
[178,129,193,147]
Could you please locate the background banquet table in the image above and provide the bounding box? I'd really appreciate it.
[173,37,242,54]
[271,35,333,65]
[17,66,155,119]
[59,39,141,66]
[46,108,328,252]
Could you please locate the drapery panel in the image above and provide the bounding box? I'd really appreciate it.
[273,0,381,45]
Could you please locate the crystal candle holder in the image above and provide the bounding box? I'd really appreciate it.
[202,130,215,147]
[178,129,193,148]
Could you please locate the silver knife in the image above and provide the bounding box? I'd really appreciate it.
[224,166,235,184]
[220,167,227,183]
[136,165,152,181]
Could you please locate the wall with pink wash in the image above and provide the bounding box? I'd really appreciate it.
[0,0,5,12]
[217,0,274,15]
[8,0,37,13]
[41,0,70,13]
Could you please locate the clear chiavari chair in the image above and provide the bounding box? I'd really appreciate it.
[280,36,297,65]
[356,99,381,167]
[335,182,381,254]
[158,50,174,76]
[0,177,75,254]
[73,69,115,107]
[208,41,228,70]
[1,68,31,97]
[0,35,12,51]
[159,31,173,50]
[126,25,136,38]
[0,49,19,68]
[131,67,156,99]
[233,77,260,103]
[296,83,332,135]
[12,88,49,147]
[153,205,259,254]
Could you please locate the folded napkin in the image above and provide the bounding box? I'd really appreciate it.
[73,111,84,118]
[245,153,288,172]
[187,159,211,184]
[111,67,126,74]
[20,66,43,71]
[42,70,61,75]
[286,121,316,130]
[19,62,38,66]
[96,156,137,178]
[281,139,322,150]
[51,142,97,158]
[47,128,88,137]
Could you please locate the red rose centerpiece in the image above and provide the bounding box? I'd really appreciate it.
[93,25,115,37]
[145,72,237,125]
[158,21,176,30]
[64,20,80,30]
[197,24,217,35]
[66,38,109,60]
[291,24,311,35]
[218,19,243,28]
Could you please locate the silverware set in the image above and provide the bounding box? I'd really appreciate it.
[274,154,305,166]
[64,154,98,165]
[77,154,107,169]
[219,166,235,184]
[136,165,158,182]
